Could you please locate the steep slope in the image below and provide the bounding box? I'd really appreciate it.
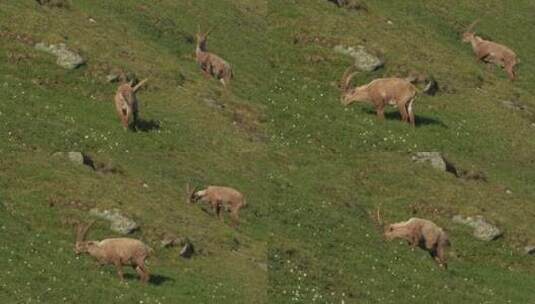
[1,1,534,303]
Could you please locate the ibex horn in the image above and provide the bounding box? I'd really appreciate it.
[466,19,480,33]
[132,78,149,93]
[340,66,358,91]
[376,206,384,226]
[205,25,218,37]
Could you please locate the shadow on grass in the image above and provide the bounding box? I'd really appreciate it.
[362,108,447,128]
[135,118,160,132]
[123,273,174,286]
[149,274,174,286]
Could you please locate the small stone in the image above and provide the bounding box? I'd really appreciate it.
[203,98,225,110]
[501,100,530,113]
[423,78,439,96]
[179,242,195,258]
[106,74,119,83]
[524,246,535,255]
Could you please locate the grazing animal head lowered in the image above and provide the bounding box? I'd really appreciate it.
[187,184,247,227]
[383,217,450,269]
[74,221,152,283]
[339,66,417,126]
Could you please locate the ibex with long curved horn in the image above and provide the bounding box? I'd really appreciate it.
[114,78,148,131]
[74,221,152,283]
[462,19,519,80]
[340,67,417,126]
[195,25,233,86]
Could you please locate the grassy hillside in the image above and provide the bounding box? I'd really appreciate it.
[1,0,535,303]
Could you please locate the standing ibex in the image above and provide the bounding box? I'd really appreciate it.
[340,67,417,126]
[187,184,246,226]
[114,79,148,131]
[381,214,450,269]
[74,221,152,283]
[195,26,233,86]
[462,20,519,80]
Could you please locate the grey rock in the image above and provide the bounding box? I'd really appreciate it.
[452,215,502,241]
[501,100,531,113]
[412,152,457,175]
[334,45,384,72]
[35,42,85,69]
[524,246,535,255]
[89,208,139,235]
[106,74,120,83]
[52,151,84,165]
[161,237,177,248]
[161,235,186,248]
[203,98,225,110]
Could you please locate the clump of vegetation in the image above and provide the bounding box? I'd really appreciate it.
[35,0,71,9]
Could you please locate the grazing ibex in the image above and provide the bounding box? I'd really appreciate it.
[381,215,450,269]
[114,79,148,131]
[74,221,152,283]
[188,184,247,226]
[462,20,519,80]
[340,67,417,126]
[195,26,233,86]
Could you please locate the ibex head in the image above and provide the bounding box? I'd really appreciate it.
[186,183,202,204]
[462,19,480,43]
[196,25,217,51]
[339,66,369,106]
[74,220,96,255]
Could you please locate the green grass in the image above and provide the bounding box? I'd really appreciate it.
[1,0,535,303]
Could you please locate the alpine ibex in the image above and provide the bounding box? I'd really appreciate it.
[195,26,233,86]
[188,184,247,226]
[114,79,148,131]
[340,67,417,126]
[74,221,152,283]
[462,20,519,80]
[381,215,450,269]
